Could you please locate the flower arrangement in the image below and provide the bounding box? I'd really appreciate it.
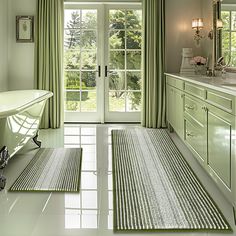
[190,56,207,65]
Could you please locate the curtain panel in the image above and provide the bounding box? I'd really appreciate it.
[141,0,166,128]
[35,0,64,128]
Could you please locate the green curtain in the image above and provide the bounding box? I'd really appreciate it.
[35,0,64,128]
[141,0,166,128]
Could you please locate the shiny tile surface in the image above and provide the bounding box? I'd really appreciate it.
[0,124,235,236]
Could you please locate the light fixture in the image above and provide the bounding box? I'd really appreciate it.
[216,19,223,29]
[192,18,204,45]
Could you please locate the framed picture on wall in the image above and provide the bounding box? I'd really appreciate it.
[16,16,34,42]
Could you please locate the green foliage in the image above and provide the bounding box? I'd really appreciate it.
[221,10,236,67]
[66,91,88,102]
[128,92,141,110]
[109,10,125,29]
[65,71,88,101]
[127,51,141,69]
[127,72,141,110]
[109,31,125,49]
[109,72,125,98]
[65,71,80,89]
[126,10,142,29]
[64,50,80,69]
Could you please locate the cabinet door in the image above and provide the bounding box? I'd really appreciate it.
[207,108,232,189]
[166,85,175,127]
[166,85,184,139]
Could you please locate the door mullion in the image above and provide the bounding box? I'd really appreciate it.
[104,4,110,123]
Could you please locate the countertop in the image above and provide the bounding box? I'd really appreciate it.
[165,73,236,96]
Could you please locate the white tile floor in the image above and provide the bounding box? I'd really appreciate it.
[0,124,235,236]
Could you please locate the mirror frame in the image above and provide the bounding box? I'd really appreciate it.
[212,0,221,73]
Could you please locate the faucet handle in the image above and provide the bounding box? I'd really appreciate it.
[206,67,213,77]
[217,56,224,65]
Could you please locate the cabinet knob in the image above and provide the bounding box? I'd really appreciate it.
[186,132,194,137]
[201,106,208,112]
[185,104,194,110]
[181,94,184,98]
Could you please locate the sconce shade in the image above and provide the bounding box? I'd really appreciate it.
[217,19,223,29]
[192,18,204,29]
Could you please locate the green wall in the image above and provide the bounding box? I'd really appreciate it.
[165,0,203,73]
[7,0,36,90]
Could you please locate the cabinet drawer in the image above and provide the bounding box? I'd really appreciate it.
[184,95,206,126]
[166,76,184,90]
[184,82,206,99]
[206,89,234,114]
[184,119,207,163]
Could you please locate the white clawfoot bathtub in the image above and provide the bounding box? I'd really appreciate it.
[0,90,53,161]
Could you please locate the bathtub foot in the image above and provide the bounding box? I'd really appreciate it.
[0,146,9,169]
[33,132,41,148]
[0,146,9,190]
[0,175,6,190]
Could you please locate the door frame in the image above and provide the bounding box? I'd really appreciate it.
[104,3,142,122]
[64,3,142,123]
[64,3,104,122]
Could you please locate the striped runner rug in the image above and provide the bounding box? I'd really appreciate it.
[112,128,231,232]
[9,148,82,192]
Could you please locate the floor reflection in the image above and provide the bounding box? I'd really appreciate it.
[64,125,98,230]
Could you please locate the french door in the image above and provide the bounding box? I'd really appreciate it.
[64,3,142,122]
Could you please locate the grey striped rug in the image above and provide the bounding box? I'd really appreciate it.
[112,128,231,232]
[10,148,82,192]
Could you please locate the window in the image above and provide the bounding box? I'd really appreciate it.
[221,5,236,66]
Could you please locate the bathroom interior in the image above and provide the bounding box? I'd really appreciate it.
[0,0,236,235]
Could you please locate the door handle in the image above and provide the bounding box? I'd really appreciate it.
[105,66,108,77]
[96,65,101,77]
[105,66,113,77]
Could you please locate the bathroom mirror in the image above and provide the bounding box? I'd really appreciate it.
[215,0,236,69]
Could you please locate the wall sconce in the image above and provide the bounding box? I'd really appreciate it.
[192,18,204,45]
[216,19,223,29]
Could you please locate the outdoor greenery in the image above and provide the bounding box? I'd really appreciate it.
[221,11,236,66]
[64,9,142,112]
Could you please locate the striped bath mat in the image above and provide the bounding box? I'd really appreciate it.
[10,148,82,192]
[112,128,231,232]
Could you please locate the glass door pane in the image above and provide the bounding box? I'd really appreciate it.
[64,7,101,122]
[105,7,142,122]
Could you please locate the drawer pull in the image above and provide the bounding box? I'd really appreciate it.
[185,105,194,110]
[201,106,208,112]
[186,132,195,137]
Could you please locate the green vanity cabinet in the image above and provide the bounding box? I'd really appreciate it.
[165,73,236,206]
[166,76,184,139]
[206,103,234,190]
